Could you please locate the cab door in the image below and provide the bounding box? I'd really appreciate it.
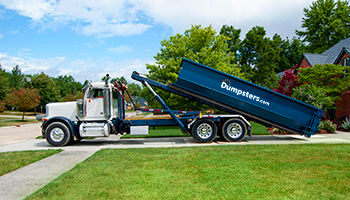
[85,88,105,120]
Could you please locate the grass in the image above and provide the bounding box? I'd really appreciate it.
[0,150,61,176]
[122,121,270,139]
[0,111,39,116]
[27,144,350,200]
[121,126,187,139]
[0,117,38,127]
[249,121,271,135]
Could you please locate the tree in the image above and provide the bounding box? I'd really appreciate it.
[239,26,281,89]
[276,38,306,72]
[274,65,301,96]
[5,88,40,120]
[146,25,243,110]
[127,83,142,96]
[29,73,61,108]
[9,65,24,89]
[220,25,241,62]
[111,76,128,85]
[296,0,350,53]
[0,64,9,101]
[54,75,83,101]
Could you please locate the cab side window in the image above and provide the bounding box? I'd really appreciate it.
[90,89,103,99]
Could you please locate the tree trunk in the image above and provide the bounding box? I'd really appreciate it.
[22,111,25,121]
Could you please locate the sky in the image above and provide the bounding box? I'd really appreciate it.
[0,0,315,83]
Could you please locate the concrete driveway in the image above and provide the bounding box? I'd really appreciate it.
[0,123,41,147]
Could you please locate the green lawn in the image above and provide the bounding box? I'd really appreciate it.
[122,121,270,139]
[121,126,187,139]
[249,121,271,135]
[0,117,38,127]
[0,150,61,176]
[28,144,350,200]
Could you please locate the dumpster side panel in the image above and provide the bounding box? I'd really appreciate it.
[175,58,323,135]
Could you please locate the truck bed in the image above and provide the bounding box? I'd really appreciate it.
[131,58,323,137]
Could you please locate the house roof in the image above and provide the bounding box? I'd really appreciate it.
[302,53,328,66]
[298,37,350,66]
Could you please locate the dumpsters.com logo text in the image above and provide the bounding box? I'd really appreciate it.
[221,79,270,106]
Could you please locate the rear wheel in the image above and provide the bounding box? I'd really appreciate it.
[191,120,217,143]
[221,119,247,142]
[45,122,71,146]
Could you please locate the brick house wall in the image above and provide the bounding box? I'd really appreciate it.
[299,57,311,68]
[336,90,350,120]
[335,52,350,120]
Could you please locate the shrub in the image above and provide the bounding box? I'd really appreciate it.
[319,120,337,133]
[292,84,332,110]
[341,116,350,130]
[272,128,287,134]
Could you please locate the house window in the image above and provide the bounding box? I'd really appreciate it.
[346,57,350,66]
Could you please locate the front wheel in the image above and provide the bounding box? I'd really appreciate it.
[221,119,247,142]
[191,120,217,143]
[45,122,71,146]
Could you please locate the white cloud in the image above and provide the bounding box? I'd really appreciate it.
[0,0,314,38]
[108,45,133,54]
[0,0,152,37]
[134,0,315,37]
[0,52,150,83]
[0,52,66,74]
[0,34,3,39]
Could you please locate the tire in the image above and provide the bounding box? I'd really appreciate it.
[191,120,217,143]
[221,119,247,142]
[45,122,71,146]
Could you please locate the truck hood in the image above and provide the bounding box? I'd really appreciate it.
[46,101,77,121]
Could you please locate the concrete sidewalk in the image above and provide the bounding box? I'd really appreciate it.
[0,149,96,200]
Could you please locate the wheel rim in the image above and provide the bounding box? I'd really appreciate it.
[50,128,64,142]
[197,123,213,139]
[227,123,242,138]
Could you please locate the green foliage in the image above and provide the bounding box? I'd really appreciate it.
[276,38,306,72]
[110,76,128,85]
[297,64,350,110]
[9,65,24,89]
[297,0,350,53]
[127,83,142,96]
[146,25,243,109]
[292,84,332,110]
[28,73,61,108]
[319,120,337,133]
[53,75,83,101]
[220,25,241,61]
[5,88,40,120]
[341,116,350,130]
[239,26,280,89]
[0,64,9,101]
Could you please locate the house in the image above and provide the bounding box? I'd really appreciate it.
[298,37,350,68]
[131,96,148,108]
[298,37,350,120]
